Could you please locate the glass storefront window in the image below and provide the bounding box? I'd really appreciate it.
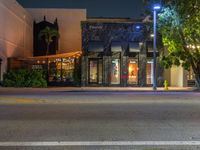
[128,59,138,84]
[48,58,74,82]
[62,58,75,82]
[89,60,98,83]
[111,59,120,84]
[146,60,153,84]
[48,58,61,82]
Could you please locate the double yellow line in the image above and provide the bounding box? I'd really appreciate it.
[0,96,48,104]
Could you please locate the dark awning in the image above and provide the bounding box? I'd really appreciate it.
[88,42,104,52]
[129,42,140,52]
[111,42,122,52]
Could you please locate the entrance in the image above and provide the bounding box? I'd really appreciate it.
[89,59,102,84]
[128,59,138,85]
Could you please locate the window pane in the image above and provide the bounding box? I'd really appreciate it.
[146,60,153,84]
[128,60,138,84]
[89,60,98,83]
[111,59,120,84]
[62,58,74,82]
[48,58,62,82]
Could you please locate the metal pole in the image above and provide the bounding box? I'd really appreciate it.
[153,10,157,90]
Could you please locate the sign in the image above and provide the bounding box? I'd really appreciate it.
[32,65,43,70]
[89,25,103,30]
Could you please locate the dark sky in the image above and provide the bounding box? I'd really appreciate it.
[16,0,145,18]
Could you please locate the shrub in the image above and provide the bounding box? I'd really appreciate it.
[3,69,47,88]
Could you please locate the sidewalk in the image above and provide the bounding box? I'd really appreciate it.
[0,86,197,93]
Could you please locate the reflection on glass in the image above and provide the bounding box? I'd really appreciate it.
[48,58,74,82]
[89,60,98,83]
[146,60,153,84]
[128,60,138,84]
[111,59,120,84]
[62,58,74,82]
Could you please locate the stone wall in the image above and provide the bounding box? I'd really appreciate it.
[0,0,33,79]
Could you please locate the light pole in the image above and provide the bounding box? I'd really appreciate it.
[153,4,161,91]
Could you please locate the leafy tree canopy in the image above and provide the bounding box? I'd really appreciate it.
[144,0,200,87]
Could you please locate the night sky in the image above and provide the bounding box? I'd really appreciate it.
[16,0,145,18]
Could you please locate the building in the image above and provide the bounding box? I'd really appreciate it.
[81,18,163,87]
[0,0,33,80]
[0,0,196,87]
[0,0,86,86]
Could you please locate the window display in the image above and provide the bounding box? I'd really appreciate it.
[48,58,74,82]
[128,60,138,84]
[89,60,98,83]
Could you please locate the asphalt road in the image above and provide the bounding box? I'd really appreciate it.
[0,91,200,150]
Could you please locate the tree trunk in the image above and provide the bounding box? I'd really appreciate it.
[195,73,200,89]
[193,65,200,89]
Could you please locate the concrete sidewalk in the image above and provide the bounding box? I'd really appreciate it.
[0,86,197,93]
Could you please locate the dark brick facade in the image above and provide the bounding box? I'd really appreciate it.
[81,19,163,87]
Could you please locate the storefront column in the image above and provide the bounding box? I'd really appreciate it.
[121,56,128,87]
[81,56,88,86]
[156,57,164,87]
[103,56,111,86]
[138,43,147,86]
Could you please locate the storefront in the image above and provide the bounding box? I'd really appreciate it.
[8,52,81,86]
[81,19,163,87]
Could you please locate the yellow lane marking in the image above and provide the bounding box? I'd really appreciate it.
[0,96,200,105]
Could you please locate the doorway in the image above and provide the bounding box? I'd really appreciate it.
[128,59,138,85]
[88,59,102,85]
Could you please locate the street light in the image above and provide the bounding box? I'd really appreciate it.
[153,4,161,91]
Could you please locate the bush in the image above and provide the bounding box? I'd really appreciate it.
[3,69,47,88]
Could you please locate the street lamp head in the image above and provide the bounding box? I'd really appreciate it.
[135,25,141,30]
[153,4,161,11]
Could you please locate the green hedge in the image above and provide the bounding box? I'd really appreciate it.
[3,69,47,88]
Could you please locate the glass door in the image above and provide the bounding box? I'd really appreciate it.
[111,59,120,84]
[89,59,98,84]
[128,59,138,85]
[146,60,154,85]
[89,59,103,85]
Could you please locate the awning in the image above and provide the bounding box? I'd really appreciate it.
[129,42,140,52]
[111,42,122,52]
[88,42,104,52]
[29,51,81,59]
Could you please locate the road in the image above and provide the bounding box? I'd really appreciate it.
[0,90,200,149]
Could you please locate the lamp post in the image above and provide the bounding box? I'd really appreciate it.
[153,4,161,91]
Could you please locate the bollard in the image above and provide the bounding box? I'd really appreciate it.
[164,80,168,90]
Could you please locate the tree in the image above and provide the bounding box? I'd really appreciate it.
[39,27,60,55]
[144,0,200,88]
